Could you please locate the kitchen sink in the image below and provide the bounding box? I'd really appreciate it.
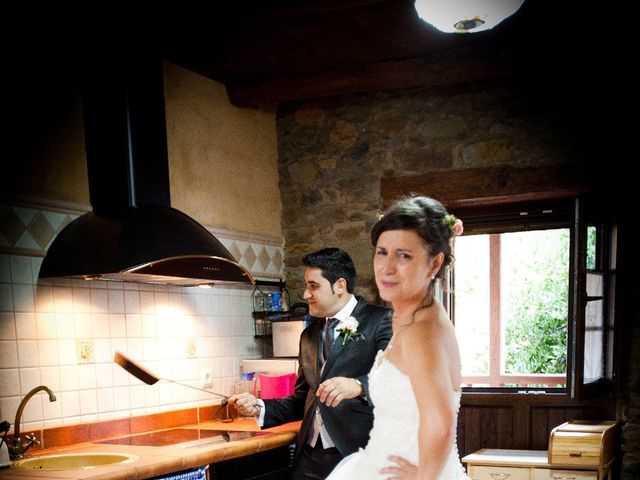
[11,452,139,470]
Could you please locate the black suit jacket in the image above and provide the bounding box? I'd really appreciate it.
[263,297,392,461]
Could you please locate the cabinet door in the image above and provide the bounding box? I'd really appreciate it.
[532,468,597,480]
[469,465,531,480]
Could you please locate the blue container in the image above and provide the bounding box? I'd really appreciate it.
[272,292,281,311]
[155,466,208,480]
[265,292,281,312]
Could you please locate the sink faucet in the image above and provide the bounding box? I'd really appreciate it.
[9,385,57,460]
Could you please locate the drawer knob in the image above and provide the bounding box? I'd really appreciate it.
[489,474,511,479]
[552,477,576,480]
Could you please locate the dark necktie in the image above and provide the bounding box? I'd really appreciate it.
[323,317,339,361]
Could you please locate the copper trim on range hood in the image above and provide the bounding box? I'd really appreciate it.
[38,58,254,287]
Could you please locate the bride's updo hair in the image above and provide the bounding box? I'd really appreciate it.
[371,195,456,280]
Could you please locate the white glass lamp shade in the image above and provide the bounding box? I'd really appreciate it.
[414,0,526,33]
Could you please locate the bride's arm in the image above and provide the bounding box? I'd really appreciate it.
[382,319,458,480]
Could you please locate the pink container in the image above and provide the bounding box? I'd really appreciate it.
[259,373,297,399]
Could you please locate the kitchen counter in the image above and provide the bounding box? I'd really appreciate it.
[0,419,299,480]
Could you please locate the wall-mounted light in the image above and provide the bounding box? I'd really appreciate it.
[414,0,526,33]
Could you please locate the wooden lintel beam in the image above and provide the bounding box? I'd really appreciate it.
[381,164,591,209]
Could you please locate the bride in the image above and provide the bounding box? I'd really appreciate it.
[326,196,469,480]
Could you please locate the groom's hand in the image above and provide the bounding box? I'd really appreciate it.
[317,376,361,407]
[230,393,261,416]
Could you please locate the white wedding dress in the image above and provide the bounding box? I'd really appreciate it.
[326,350,469,479]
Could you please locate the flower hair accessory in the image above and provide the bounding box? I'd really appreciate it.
[443,214,464,237]
[336,316,360,345]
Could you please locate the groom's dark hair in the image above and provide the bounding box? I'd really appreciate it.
[303,247,356,293]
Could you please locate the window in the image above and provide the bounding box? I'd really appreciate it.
[455,229,568,388]
[450,197,616,397]
[569,198,617,399]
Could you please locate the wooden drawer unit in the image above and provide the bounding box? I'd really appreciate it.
[463,449,612,480]
[548,420,617,468]
[468,465,531,480]
[532,468,597,480]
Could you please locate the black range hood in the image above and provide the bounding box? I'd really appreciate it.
[39,58,254,287]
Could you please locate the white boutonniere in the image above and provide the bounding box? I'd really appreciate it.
[336,316,360,345]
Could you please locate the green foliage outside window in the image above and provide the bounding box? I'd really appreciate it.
[503,229,570,375]
[586,225,597,270]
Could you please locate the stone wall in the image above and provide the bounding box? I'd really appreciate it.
[277,81,583,302]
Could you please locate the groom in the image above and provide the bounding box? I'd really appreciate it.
[233,247,392,479]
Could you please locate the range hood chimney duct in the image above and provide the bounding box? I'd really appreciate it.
[39,58,254,287]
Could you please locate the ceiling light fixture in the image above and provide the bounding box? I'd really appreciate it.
[414,0,526,33]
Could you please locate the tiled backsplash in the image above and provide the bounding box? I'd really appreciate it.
[0,201,285,433]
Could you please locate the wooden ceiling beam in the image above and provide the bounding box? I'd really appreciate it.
[227,47,514,107]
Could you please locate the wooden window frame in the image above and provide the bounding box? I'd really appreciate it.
[381,165,616,399]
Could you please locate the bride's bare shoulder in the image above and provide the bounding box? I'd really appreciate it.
[400,310,453,346]
[414,304,450,328]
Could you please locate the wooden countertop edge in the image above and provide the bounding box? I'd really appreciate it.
[0,429,297,480]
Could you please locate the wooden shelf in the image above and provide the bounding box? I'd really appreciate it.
[252,311,304,322]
